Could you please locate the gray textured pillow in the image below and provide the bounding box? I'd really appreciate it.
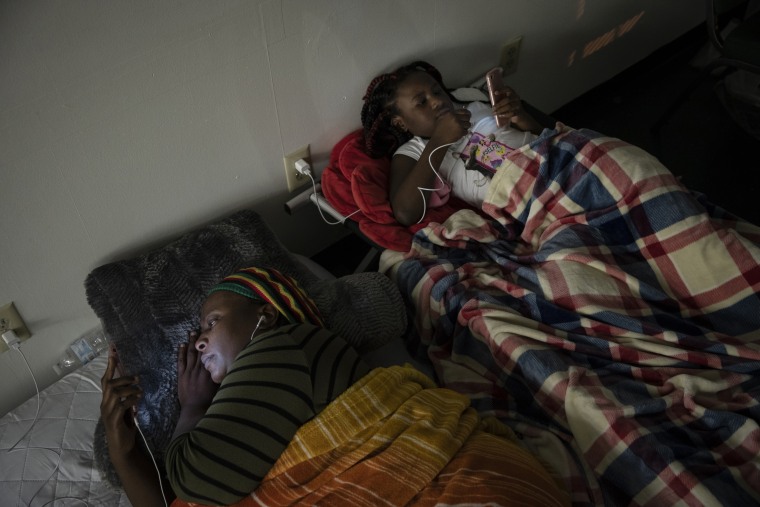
[86,209,406,487]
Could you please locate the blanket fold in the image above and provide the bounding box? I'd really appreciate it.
[172,365,569,506]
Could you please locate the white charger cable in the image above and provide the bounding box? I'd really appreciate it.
[134,416,169,507]
[3,330,42,449]
[2,330,94,506]
[295,159,360,225]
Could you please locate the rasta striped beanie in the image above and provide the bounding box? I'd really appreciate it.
[208,266,325,327]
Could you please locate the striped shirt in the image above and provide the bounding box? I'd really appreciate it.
[164,323,370,505]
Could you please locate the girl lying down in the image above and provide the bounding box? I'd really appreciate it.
[361,60,545,226]
[100,266,569,507]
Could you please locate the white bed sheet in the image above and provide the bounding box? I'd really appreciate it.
[0,353,129,507]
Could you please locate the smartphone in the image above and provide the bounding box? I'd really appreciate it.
[485,67,508,128]
[109,341,126,377]
[109,341,139,416]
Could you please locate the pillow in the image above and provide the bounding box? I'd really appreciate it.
[321,130,483,252]
[86,209,407,487]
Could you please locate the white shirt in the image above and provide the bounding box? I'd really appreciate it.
[394,101,536,208]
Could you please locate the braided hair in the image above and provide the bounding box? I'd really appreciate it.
[361,61,449,159]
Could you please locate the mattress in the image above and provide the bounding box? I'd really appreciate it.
[0,353,129,507]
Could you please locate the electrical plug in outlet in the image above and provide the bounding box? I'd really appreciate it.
[283,144,312,192]
[0,302,31,353]
[499,35,523,76]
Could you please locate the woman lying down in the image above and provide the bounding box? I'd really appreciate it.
[100,266,569,507]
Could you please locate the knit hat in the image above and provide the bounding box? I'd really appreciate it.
[208,266,325,327]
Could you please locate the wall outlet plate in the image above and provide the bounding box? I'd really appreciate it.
[283,144,312,193]
[0,301,31,353]
[500,35,523,76]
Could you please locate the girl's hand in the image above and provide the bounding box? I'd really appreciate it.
[492,87,543,134]
[492,87,524,121]
[432,107,471,144]
[100,350,141,462]
[177,330,217,413]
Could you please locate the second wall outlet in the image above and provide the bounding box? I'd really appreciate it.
[283,144,312,193]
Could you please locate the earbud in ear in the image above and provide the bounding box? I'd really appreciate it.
[249,314,266,342]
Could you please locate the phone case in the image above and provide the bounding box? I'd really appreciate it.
[485,67,508,128]
[109,341,127,377]
[109,341,139,415]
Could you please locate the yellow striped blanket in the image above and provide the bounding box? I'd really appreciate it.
[171,365,569,506]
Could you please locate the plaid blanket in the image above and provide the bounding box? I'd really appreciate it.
[382,126,760,506]
[170,365,569,506]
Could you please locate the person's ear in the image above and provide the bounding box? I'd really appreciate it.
[391,116,406,132]
[258,304,280,330]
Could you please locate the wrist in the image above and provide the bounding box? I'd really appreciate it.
[172,404,208,440]
[179,401,210,416]
[109,446,141,467]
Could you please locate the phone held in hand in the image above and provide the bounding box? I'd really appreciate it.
[110,341,139,415]
[485,67,508,128]
[110,341,126,377]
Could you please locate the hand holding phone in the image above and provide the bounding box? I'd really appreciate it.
[109,341,126,377]
[485,67,508,128]
[102,341,139,418]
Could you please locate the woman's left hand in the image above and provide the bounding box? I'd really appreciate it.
[100,350,141,462]
[171,331,218,440]
[177,331,217,412]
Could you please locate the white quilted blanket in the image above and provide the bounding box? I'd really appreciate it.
[0,354,130,507]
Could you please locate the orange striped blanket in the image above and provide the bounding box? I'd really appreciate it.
[171,365,569,506]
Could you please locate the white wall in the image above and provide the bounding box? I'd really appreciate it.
[0,0,702,415]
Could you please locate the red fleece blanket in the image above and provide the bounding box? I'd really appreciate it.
[321,130,480,252]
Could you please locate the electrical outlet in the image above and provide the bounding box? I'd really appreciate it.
[283,144,312,193]
[499,35,523,76]
[0,301,32,353]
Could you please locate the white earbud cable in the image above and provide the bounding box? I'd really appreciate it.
[249,314,265,342]
[416,141,457,224]
[134,417,169,507]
